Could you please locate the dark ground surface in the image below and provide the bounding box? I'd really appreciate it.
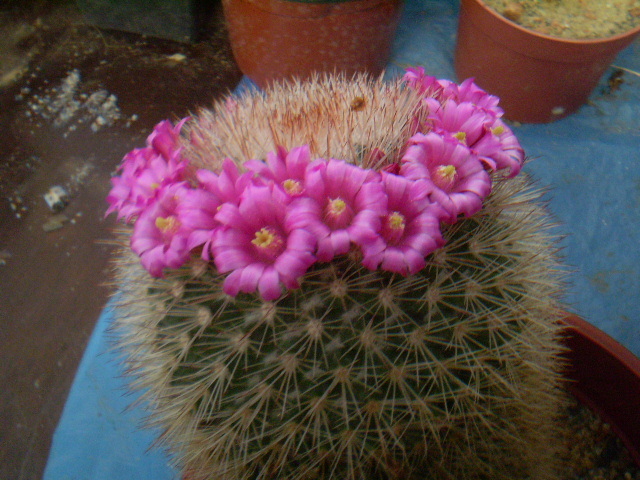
[0,1,242,478]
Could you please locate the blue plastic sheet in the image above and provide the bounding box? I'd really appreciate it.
[42,300,178,479]
[44,1,640,478]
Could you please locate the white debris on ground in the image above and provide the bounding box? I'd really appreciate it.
[67,162,94,194]
[7,194,28,220]
[42,213,69,232]
[166,53,187,63]
[43,185,69,212]
[22,69,124,135]
[38,160,95,231]
[0,250,12,266]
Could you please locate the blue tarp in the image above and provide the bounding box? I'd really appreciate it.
[44,1,640,478]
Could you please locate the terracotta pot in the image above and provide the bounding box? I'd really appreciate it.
[454,0,640,123]
[562,314,640,465]
[222,0,404,88]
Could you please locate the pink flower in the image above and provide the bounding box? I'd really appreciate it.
[403,68,523,177]
[441,78,502,115]
[212,184,316,300]
[480,118,524,177]
[361,173,445,276]
[401,132,492,223]
[134,154,187,198]
[105,148,149,221]
[245,145,312,198]
[426,98,491,148]
[146,117,189,162]
[426,98,524,178]
[190,159,255,259]
[176,188,221,258]
[403,68,501,115]
[403,66,445,98]
[106,147,188,222]
[197,158,253,204]
[130,183,193,277]
[292,159,387,262]
[106,119,189,222]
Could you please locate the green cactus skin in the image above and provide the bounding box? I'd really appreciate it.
[112,75,570,480]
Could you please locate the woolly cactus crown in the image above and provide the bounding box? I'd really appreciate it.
[109,70,569,480]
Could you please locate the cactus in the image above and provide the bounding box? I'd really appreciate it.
[111,73,569,480]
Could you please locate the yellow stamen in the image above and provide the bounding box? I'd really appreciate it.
[453,131,467,143]
[388,212,405,230]
[329,198,347,216]
[492,125,505,136]
[150,182,160,190]
[155,215,179,233]
[252,227,279,249]
[283,179,303,195]
[437,165,457,183]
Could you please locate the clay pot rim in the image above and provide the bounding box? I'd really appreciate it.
[465,0,640,62]
[562,313,640,466]
[563,313,640,380]
[235,0,397,18]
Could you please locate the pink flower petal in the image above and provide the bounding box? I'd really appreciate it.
[211,229,254,272]
[223,269,244,297]
[450,191,483,219]
[186,230,215,252]
[266,145,288,180]
[197,158,252,203]
[285,229,317,253]
[384,249,417,275]
[274,250,314,280]
[348,210,382,246]
[237,263,266,293]
[354,180,387,212]
[215,203,253,233]
[258,267,282,300]
[328,229,352,255]
[139,246,167,277]
[286,145,312,179]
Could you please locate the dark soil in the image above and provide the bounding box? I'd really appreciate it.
[563,399,640,480]
[0,1,242,479]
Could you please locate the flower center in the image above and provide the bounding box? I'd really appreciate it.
[252,227,284,256]
[491,125,505,136]
[155,215,180,234]
[324,197,353,230]
[388,211,405,231]
[382,211,406,244]
[329,198,346,215]
[453,131,467,144]
[282,179,303,196]
[434,165,457,190]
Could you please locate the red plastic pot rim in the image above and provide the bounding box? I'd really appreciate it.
[562,313,640,386]
[561,313,640,466]
[226,0,401,18]
[461,0,640,63]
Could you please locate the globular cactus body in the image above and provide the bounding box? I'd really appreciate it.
[113,74,568,480]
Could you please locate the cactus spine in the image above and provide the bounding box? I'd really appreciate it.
[112,74,569,480]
